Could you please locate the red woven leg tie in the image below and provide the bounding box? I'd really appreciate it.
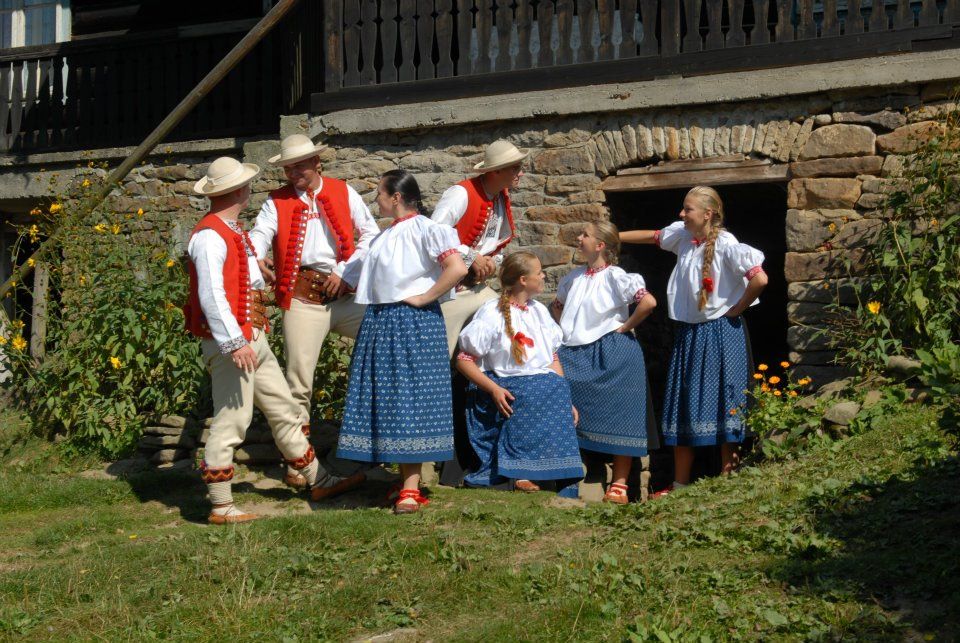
[286,445,315,470]
[200,462,235,484]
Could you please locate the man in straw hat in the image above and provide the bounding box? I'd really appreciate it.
[431,139,527,355]
[184,156,323,524]
[249,134,379,494]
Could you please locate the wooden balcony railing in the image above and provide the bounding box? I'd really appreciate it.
[314,0,960,113]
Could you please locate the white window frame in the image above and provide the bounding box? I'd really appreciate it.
[1,0,70,50]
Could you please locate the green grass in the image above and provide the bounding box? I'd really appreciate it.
[0,405,957,641]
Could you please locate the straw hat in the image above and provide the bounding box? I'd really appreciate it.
[193,157,260,197]
[473,140,529,173]
[269,134,328,166]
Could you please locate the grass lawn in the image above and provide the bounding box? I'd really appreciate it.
[0,404,957,641]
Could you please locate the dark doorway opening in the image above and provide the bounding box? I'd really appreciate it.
[608,181,789,485]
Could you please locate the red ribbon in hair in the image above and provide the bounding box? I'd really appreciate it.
[513,332,534,348]
[702,277,715,294]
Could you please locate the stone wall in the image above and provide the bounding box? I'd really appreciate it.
[301,81,957,384]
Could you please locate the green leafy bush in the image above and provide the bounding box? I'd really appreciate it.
[2,172,207,457]
[742,361,824,460]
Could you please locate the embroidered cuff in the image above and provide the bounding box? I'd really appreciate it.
[437,248,458,263]
[634,288,650,303]
[653,230,662,247]
[219,336,249,355]
[456,352,477,362]
[745,266,766,280]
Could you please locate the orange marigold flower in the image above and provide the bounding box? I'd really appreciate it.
[773,390,782,397]
[758,364,769,371]
[729,408,738,416]
[753,373,764,380]
[788,390,798,397]
[769,376,781,385]
[780,361,790,368]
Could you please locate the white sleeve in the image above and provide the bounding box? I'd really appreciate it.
[537,304,564,355]
[723,241,766,280]
[655,221,688,255]
[334,185,381,278]
[248,196,278,260]
[458,316,495,358]
[188,230,247,353]
[430,185,473,264]
[611,267,648,305]
[424,221,462,262]
[555,271,575,305]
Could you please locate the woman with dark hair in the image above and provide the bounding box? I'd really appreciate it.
[339,170,468,514]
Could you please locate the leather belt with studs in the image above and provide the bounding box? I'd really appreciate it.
[292,268,335,305]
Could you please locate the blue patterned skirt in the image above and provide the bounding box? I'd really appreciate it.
[662,316,749,447]
[464,372,584,485]
[337,302,454,463]
[559,331,658,457]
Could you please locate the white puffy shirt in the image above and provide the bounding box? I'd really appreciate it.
[249,179,380,277]
[187,226,266,352]
[431,184,510,264]
[343,214,461,305]
[656,221,765,324]
[457,298,563,378]
[555,265,649,346]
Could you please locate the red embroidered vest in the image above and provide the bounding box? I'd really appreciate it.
[271,178,356,310]
[454,176,515,254]
[184,214,256,340]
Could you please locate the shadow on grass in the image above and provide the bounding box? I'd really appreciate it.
[774,449,960,638]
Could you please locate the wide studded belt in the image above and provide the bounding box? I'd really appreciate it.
[248,289,268,329]
[292,268,335,305]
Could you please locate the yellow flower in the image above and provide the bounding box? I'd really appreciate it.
[26,258,35,267]
[761,384,771,393]
[28,225,40,243]
[0,336,7,345]
[773,390,782,397]
[827,222,837,233]
[11,336,27,352]
[164,302,176,310]
[931,218,939,227]
[758,364,769,372]
[11,320,24,330]
[93,223,108,233]
[8,281,15,288]
[753,373,764,380]
[780,361,790,369]
[111,223,121,235]
[78,275,86,286]
[798,377,812,386]
[788,390,798,397]
[867,301,881,315]
[137,208,144,218]
[81,179,91,188]
[165,259,176,268]
[769,376,781,385]
[109,356,122,369]
[48,202,62,215]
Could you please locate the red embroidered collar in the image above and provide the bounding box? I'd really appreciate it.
[392,213,419,226]
[585,264,609,276]
[509,300,529,311]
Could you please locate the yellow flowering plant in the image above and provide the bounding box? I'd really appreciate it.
[1,172,207,457]
[742,360,825,461]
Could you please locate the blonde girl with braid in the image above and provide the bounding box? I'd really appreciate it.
[552,221,659,505]
[620,186,767,495]
[456,251,583,496]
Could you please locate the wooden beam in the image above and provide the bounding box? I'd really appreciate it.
[30,261,48,363]
[602,163,789,192]
[617,155,778,176]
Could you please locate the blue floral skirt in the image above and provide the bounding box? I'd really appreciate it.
[559,331,659,457]
[662,316,749,447]
[464,372,584,486]
[337,302,454,463]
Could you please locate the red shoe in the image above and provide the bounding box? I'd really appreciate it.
[650,485,674,499]
[394,488,429,514]
[603,482,629,505]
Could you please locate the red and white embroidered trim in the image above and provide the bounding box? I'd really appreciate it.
[392,213,419,226]
[510,300,529,311]
[653,230,662,247]
[585,264,609,276]
[456,352,477,362]
[436,248,458,263]
[634,288,649,303]
[745,265,766,280]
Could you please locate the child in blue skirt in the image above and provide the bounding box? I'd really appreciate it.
[456,251,583,497]
[339,170,468,514]
[620,186,767,493]
[552,221,658,504]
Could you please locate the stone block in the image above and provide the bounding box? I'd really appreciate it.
[786,209,831,252]
[823,401,861,426]
[545,174,601,195]
[525,245,574,267]
[567,190,605,204]
[834,219,882,248]
[594,135,617,172]
[798,124,876,160]
[515,221,560,246]
[856,192,886,209]
[588,140,608,175]
[234,444,283,465]
[877,121,946,154]
[788,350,839,366]
[787,325,835,351]
[784,249,866,281]
[787,178,861,209]
[881,154,910,178]
[620,124,639,162]
[832,110,907,131]
[559,222,586,246]
[149,449,190,465]
[786,301,838,325]
[788,279,859,305]
[399,151,465,173]
[139,433,195,449]
[525,203,609,225]
[789,156,883,178]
